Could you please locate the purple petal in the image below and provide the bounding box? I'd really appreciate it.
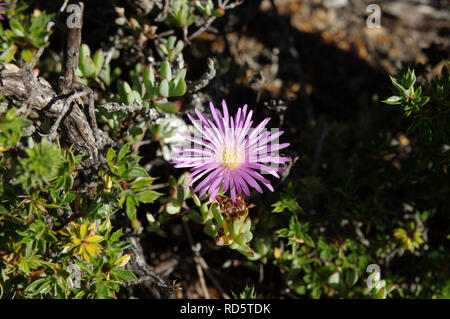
[236,168,263,193]
[235,173,251,196]
[242,167,274,192]
[194,167,223,193]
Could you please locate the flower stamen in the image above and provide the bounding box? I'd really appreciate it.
[221,146,240,169]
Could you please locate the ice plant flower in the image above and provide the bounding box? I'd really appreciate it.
[172,100,290,202]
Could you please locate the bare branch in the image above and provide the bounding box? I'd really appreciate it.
[97,101,162,122]
[44,90,89,141]
[58,2,84,94]
[97,101,146,114]
[186,58,216,93]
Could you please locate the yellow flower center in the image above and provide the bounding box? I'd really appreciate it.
[221,146,240,169]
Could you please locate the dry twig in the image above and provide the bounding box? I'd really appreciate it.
[183,221,230,299]
[127,236,174,298]
[183,222,210,298]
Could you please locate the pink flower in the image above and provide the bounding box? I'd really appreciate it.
[172,100,290,202]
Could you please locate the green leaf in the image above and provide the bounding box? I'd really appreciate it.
[113,269,137,281]
[130,167,149,178]
[372,287,387,299]
[235,244,255,258]
[106,148,116,162]
[176,185,190,203]
[166,202,181,215]
[414,86,422,99]
[118,143,130,161]
[204,223,218,237]
[79,44,97,78]
[174,40,184,54]
[386,283,397,294]
[25,278,48,294]
[136,190,161,203]
[22,49,35,63]
[233,219,246,236]
[303,233,315,248]
[93,49,105,77]
[81,56,97,78]
[418,96,430,107]
[126,91,141,105]
[199,203,209,220]
[244,230,253,243]
[143,65,155,91]
[389,75,407,95]
[158,78,170,97]
[273,198,303,214]
[146,212,156,223]
[344,269,358,286]
[158,44,169,56]
[211,203,223,227]
[174,68,187,84]
[80,44,91,59]
[109,229,124,242]
[167,36,177,49]
[9,20,25,37]
[190,188,202,207]
[383,95,403,105]
[0,44,18,62]
[153,101,181,114]
[169,78,186,97]
[130,177,156,189]
[160,60,172,81]
[117,80,133,103]
[404,69,416,88]
[126,198,137,221]
[186,210,203,224]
